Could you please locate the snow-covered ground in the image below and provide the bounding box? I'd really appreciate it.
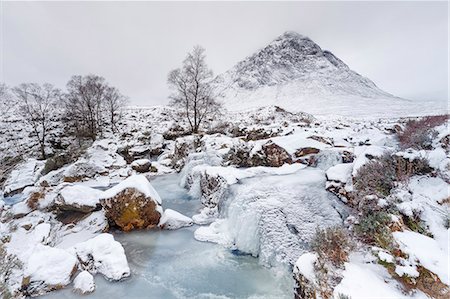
[0,102,448,298]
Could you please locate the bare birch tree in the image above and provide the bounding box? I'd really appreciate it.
[104,86,127,133]
[168,46,221,134]
[13,83,61,159]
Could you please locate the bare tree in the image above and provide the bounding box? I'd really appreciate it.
[13,83,60,159]
[168,46,221,134]
[104,86,127,133]
[64,74,127,140]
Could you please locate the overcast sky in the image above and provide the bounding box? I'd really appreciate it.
[1,1,448,106]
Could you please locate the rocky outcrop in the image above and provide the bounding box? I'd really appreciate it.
[225,141,292,167]
[100,175,162,231]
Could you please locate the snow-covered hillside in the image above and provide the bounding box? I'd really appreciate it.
[215,32,447,117]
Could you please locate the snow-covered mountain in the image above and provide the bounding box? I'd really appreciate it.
[215,32,419,117]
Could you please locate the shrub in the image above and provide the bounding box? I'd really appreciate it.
[311,226,352,268]
[354,154,396,197]
[355,210,394,250]
[398,115,448,150]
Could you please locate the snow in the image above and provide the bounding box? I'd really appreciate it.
[159,208,193,229]
[72,233,130,281]
[334,254,428,299]
[352,146,390,176]
[73,271,95,294]
[393,230,449,284]
[3,159,45,195]
[32,222,51,244]
[131,158,151,167]
[326,163,353,183]
[377,251,394,264]
[24,244,77,287]
[100,174,162,204]
[56,211,108,249]
[57,184,103,208]
[293,252,318,283]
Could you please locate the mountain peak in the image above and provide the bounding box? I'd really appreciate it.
[277,31,309,41]
[215,31,397,113]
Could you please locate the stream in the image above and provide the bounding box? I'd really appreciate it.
[43,174,293,299]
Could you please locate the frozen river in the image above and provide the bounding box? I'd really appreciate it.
[43,174,293,299]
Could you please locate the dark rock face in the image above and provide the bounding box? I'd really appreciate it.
[101,188,161,231]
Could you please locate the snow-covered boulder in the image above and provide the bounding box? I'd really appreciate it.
[100,175,163,231]
[293,252,318,299]
[159,209,193,229]
[63,160,107,183]
[54,185,103,213]
[3,159,45,196]
[22,244,77,296]
[325,163,354,203]
[72,233,130,281]
[131,158,152,173]
[73,270,95,294]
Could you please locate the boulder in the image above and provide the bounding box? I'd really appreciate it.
[3,159,45,197]
[73,271,95,294]
[54,185,103,214]
[63,161,107,183]
[22,244,77,297]
[295,147,320,158]
[159,209,193,229]
[293,253,318,299]
[73,233,130,281]
[100,175,163,231]
[262,141,293,167]
[131,159,152,173]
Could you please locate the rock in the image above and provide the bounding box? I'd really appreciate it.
[244,128,278,141]
[63,161,106,183]
[53,185,103,214]
[73,233,130,281]
[262,141,293,167]
[73,271,95,294]
[341,150,355,163]
[22,244,77,296]
[131,159,152,173]
[295,147,320,157]
[159,209,193,229]
[293,253,318,299]
[3,159,45,197]
[225,141,292,168]
[100,175,162,231]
